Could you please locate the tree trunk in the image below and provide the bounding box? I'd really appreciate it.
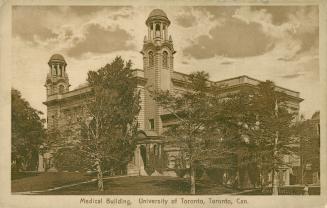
[190,166,196,195]
[272,169,278,195]
[96,161,104,192]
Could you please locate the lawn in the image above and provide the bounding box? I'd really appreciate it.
[40,176,238,195]
[12,172,94,192]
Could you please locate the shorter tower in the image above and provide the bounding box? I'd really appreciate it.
[45,54,70,97]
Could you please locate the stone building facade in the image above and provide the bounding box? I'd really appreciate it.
[39,9,304,183]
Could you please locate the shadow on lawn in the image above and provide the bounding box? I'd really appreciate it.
[41,176,237,195]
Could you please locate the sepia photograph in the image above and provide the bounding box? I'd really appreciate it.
[1,1,327,207]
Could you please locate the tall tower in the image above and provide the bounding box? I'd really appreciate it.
[142,9,175,134]
[45,54,70,97]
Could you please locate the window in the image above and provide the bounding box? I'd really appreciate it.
[59,85,64,94]
[148,51,154,67]
[149,119,154,130]
[155,24,160,37]
[155,24,160,31]
[163,51,168,68]
[55,65,58,76]
[153,144,157,155]
[58,65,62,76]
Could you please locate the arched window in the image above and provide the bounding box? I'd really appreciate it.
[58,65,62,76]
[149,51,154,67]
[53,64,57,76]
[155,24,160,37]
[59,85,64,94]
[153,144,157,156]
[155,24,160,31]
[163,51,168,68]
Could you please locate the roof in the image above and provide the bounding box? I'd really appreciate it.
[148,9,167,18]
[171,72,303,101]
[49,54,66,63]
[146,9,170,25]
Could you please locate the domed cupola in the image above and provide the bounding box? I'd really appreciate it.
[48,54,67,77]
[45,54,70,96]
[145,9,171,43]
[146,9,170,26]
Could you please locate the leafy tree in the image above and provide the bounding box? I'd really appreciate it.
[294,113,320,184]
[70,57,140,191]
[223,81,298,191]
[150,71,227,194]
[11,88,45,172]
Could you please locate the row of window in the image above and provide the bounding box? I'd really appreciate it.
[52,64,66,77]
[150,23,166,31]
[148,51,169,67]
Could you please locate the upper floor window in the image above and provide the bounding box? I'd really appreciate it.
[163,51,168,68]
[149,51,154,67]
[149,119,154,130]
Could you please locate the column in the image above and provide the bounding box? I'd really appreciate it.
[59,65,62,76]
[56,64,58,76]
[160,22,163,39]
[52,64,55,76]
[152,22,155,39]
[164,25,168,41]
[146,144,150,162]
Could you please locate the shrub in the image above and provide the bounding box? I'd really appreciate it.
[175,168,189,178]
[206,168,224,184]
[53,148,87,172]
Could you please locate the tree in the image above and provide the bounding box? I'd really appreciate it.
[71,57,140,191]
[294,113,320,184]
[223,81,298,192]
[11,88,45,172]
[150,71,227,194]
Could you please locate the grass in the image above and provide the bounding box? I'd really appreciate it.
[40,176,238,195]
[11,172,94,192]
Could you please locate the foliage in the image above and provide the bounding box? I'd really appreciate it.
[150,71,227,194]
[221,81,298,188]
[174,152,189,178]
[50,57,140,191]
[11,88,45,171]
[53,147,90,172]
[152,75,299,191]
[205,168,224,184]
[74,56,140,191]
[294,114,320,183]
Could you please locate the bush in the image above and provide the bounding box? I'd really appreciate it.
[53,148,87,172]
[195,167,204,179]
[175,168,189,178]
[206,168,224,184]
[193,160,204,179]
[145,166,155,176]
[154,151,168,174]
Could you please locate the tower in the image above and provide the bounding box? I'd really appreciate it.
[45,54,70,97]
[141,9,175,134]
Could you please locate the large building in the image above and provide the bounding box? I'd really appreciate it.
[39,9,304,183]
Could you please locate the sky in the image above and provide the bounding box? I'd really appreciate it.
[12,5,319,119]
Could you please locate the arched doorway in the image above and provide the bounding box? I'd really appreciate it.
[140,145,147,167]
